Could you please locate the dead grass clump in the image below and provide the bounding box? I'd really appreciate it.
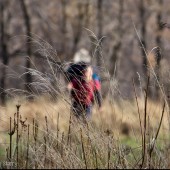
[120,122,130,136]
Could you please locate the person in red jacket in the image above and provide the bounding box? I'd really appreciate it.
[67,62,102,119]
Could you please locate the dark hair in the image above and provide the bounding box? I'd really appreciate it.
[66,62,91,82]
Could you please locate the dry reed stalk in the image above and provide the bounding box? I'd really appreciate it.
[61,132,64,158]
[33,118,38,168]
[94,147,98,169]
[67,112,72,146]
[6,147,9,162]
[167,90,170,134]
[16,104,21,169]
[19,114,27,168]
[60,132,67,169]
[44,116,48,168]
[45,116,49,134]
[8,113,17,162]
[50,155,53,169]
[141,76,150,168]
[132,79,143,149]
[86,134,97,168]
[147,114,151,167]
[56,113,60,150]
[130,148,139,168]
[107,135,111,169]
[44,135,47,168]
[149,101,166,164]
[9,117,12,162]
[80,128,87,169]
[26,124,30,169]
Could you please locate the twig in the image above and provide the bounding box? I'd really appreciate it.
[26,124,30,169]
[67,112,72,146]
[9,117,12,162]
[94,147,98,169]
[141,76,150,168]
[80,128,87,169]
[56,113,60,150]
[44,135,47,168]
[132,78,143,152]
[45,116,49,134]
[16,104,21,169]
[149,101,166,161]
[107,135,111,169]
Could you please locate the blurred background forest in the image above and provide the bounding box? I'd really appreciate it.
[1,0,170,105]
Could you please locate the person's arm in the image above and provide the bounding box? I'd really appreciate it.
[93,73,102,108]
[94,90,102,108]
[67,82,73,91]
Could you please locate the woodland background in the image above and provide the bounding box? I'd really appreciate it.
[1,1,170,168]
[1,0,170,103]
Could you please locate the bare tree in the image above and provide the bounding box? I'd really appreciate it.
[19,0,32,92]
[84,0,90,28]
[0,0,9,105]
[154,0,163,99]
[71,1,85,58]
[96,0,103,67]
[138,0,148,84]
[110,0,124,77]
[60,0,67,58]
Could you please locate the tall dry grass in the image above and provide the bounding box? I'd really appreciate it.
[0,29,170,169]
[0,95,170,168]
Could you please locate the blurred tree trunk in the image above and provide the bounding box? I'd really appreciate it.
[19,0,32,92]
[96,0,103,67]
[154,0,163,99]
[156,0,163,50]
[139,0,148,85]
[0,0,9,105]
[61,0,67,59]
[84,0,90,28]
[110,0,124,77]
[71,2,84,58]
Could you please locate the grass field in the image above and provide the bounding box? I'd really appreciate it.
[0,94,170,169]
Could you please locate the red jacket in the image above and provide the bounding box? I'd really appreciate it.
[71,78,101,105]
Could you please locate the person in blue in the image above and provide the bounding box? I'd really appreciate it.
[66,49,102,119]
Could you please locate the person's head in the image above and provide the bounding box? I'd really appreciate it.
[84,65,93,82]
[75,61,93,82]
[66,61,93,83]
